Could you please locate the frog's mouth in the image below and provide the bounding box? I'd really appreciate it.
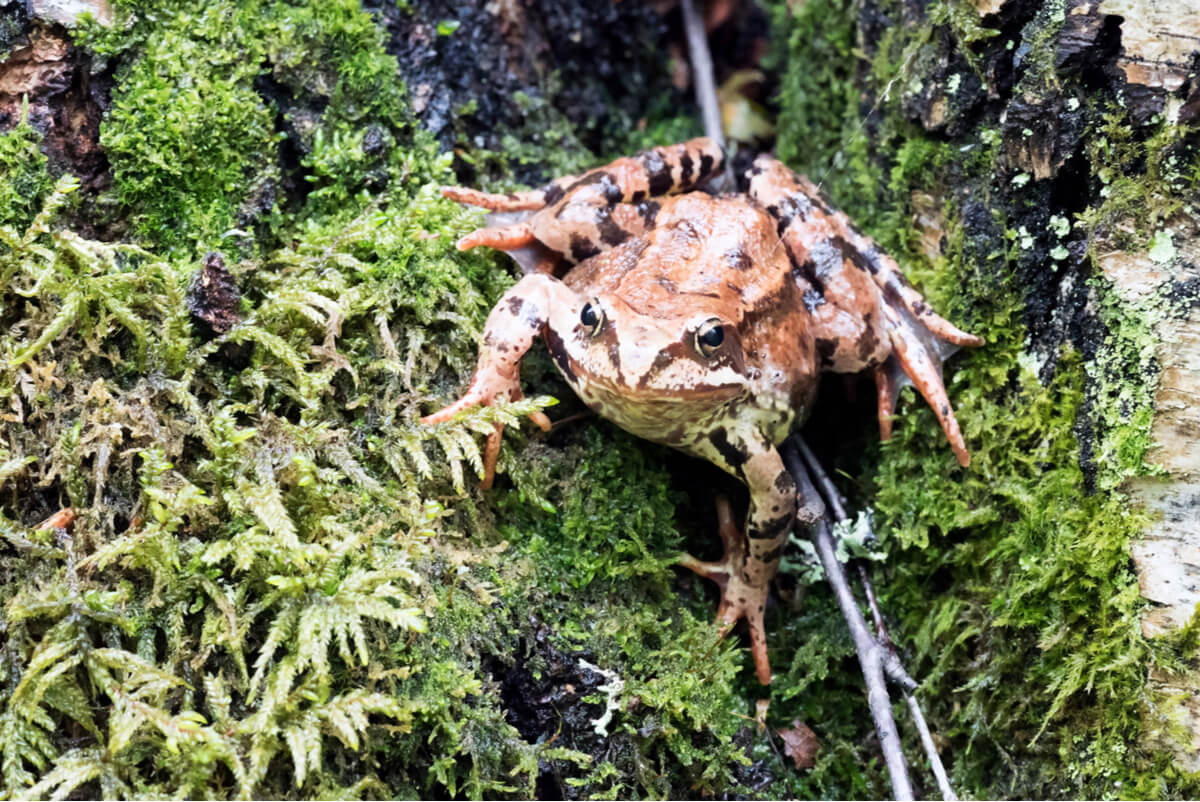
[578,370,746,406]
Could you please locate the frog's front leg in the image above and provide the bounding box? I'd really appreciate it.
[421,273,575,488]
[679,439,798,685]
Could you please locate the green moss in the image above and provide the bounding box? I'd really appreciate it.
[0,107,52,231]
[1078,112,1199,253]
[76,0,411,252]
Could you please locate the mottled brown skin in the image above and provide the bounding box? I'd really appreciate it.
[423,138,982,685]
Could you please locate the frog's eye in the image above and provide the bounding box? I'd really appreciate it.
[580,301,604,336]
[695,319,726,357]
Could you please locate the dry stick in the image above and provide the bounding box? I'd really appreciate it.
[680,0,723,147]
[679,0,738,189]
[794,438,958,802]
[782,438,915,801]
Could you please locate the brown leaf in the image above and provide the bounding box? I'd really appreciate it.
[776,718,819,770]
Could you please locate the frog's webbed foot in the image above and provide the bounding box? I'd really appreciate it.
[678,497,772,686]
[876,297,977,466]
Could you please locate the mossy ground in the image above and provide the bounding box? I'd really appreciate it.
[1,0,1197,798]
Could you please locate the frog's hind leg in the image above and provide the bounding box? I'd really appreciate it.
[677,496,773,686]
[445,138,727,265]
[747,155,982,465]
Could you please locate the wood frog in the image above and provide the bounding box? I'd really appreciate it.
[422,139,982,684]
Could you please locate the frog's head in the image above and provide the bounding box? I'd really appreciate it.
[543,290,749,418]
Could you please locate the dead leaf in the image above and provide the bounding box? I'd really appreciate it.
[776,718,819,770]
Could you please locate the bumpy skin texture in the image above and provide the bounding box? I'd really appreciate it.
[423,138,982,684]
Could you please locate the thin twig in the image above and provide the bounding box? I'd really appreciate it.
[908,694,958,801]
[792,435,956,801]
[859,562,894,649]
[782,439,914,801]
[679,0,739,190]
[680,0,724,149]
[796,438,848,522]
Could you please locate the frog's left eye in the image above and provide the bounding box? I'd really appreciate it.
[695,319,726,357]
[580,301,605,336]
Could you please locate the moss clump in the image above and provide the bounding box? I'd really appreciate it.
[76,0,409,253]
[0,109,51,230]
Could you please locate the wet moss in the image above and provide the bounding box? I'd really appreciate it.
[4,0,1195,796]
[0,109,51,230]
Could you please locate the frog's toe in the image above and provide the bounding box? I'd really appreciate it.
[442,185,545,211]
[879,304,972,467]
[456,221,536,253]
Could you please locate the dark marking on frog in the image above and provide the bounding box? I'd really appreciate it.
[879,274,906,307]
[774,471,794,494]
[856,323,881,362]
[725,281,744,297]
[724,247,753,271]
[837,236,875,277]
[638,200,660,227]
[760,545,785,564]
[679,151,694,184]
[599,173,624,205]
[543,327,576,382]
[770,192,814,238]
[815,337,838,366]
[639,149,674,196]
[862,244,886,275]
[570,233,601,262]
[708,428,748,472]
[810,238,844,281]
[542,183,565,206]
[699,152,715,177]
[599,324,623,381]
[596,211,631,247]
[506,296,525,317]
[631,189,646,203]
[802,287,826,311]
[563,171,607,195]
[749,512,794,540]
[671,218,699,243]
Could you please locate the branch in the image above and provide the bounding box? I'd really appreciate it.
[782,439,914,801]
[680,0,724,149]
[790,436,957,802]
